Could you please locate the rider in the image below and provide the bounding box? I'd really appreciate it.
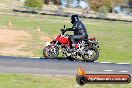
[62,15,88,48]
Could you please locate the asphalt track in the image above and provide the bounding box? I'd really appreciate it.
[0,56,132,75]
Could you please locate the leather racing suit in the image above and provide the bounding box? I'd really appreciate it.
[65,21,88,46]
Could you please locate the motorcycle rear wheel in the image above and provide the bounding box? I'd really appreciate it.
[82,46,99,62]
[43,46,59,59]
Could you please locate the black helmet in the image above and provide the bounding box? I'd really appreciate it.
[71,15,80,24]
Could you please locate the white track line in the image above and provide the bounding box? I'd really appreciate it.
[99,62,112,63]
[29,57,132,65]
[103,70,113,72]
[117,63,129,64]
[119,71,128,73]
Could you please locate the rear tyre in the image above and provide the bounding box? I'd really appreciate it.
[82,46,99,62]
[43,45,59,59]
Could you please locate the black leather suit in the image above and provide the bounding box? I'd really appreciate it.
[65,21,88,45]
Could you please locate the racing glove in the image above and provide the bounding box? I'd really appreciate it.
[61,29,66,34]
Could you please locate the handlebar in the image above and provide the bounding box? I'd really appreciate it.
[61,25,66,35]
[61,29,66,35]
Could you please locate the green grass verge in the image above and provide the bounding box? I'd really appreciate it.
[0,74,131,88]
[0,14,131,63]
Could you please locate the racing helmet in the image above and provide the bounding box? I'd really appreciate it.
[71,15,80,24]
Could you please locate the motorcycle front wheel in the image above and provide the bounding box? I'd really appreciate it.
[82,46,99,62]
[43,45,59,59]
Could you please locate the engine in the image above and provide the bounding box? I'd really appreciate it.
[61,40,86,58]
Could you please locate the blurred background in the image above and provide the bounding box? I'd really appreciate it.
[0,0,132,20]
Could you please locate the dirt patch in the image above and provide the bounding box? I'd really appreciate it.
[40,33,52,42]
[0,27,32,56]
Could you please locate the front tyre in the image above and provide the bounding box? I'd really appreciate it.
[82,46,99,62]
[43,45,59,59]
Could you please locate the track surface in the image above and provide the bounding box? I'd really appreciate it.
[0,56,132,75]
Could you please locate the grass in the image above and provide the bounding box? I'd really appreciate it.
[0,74,131,88]
[0,14,131,63]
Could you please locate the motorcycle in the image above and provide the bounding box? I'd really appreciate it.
[43,25,99,62]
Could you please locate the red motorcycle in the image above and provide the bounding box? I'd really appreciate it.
[43,25,99,62]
